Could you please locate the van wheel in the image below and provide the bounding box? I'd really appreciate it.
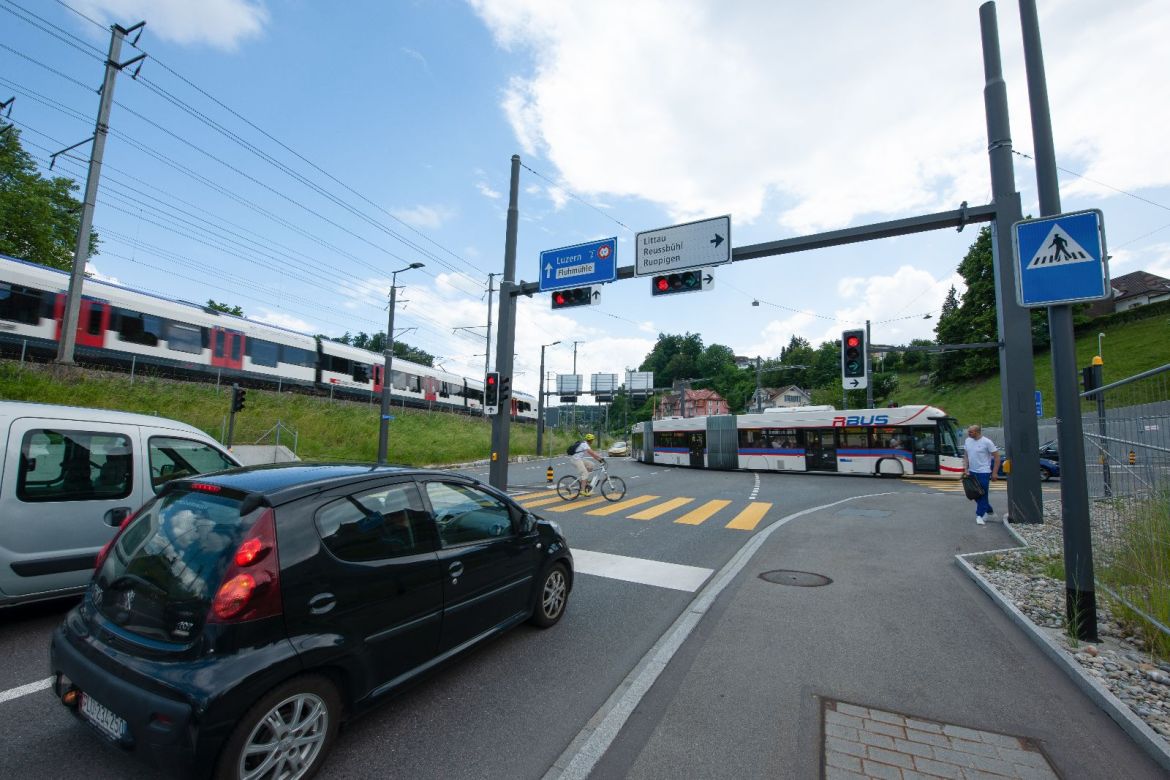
[214,674,340,780]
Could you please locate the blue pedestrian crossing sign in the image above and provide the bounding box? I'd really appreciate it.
[1012,209,1108,307]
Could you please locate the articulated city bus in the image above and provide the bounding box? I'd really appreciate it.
[630,405,963,478]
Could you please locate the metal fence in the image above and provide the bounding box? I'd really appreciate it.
[1079,363,1170,645]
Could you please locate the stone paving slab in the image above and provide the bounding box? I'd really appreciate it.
[822,700,1059,779]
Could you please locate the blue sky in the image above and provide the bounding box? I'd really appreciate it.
[3,0,1168,398]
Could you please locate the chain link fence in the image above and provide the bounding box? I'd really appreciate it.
[1079,364,1170,652]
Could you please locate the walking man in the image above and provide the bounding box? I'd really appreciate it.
[962,424,1001,525]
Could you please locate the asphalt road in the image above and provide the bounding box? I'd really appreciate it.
[2,457,1127,780]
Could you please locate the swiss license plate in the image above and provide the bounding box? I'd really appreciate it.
[79,692,127,742]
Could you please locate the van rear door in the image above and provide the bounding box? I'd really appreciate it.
[0,418,139,599]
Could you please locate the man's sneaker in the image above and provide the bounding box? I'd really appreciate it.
[976,515,986,525]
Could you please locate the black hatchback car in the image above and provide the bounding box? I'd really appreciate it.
[51,464,573,779]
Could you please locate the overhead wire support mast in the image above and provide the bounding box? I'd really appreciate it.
[55,20,146,366]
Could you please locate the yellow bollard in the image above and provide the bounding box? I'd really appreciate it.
[546,466,554,489]
[1129,450,1136,465]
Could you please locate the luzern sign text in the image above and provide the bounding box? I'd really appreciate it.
[634,215,731,276]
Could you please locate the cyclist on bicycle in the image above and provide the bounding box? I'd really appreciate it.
[571,434,605,496]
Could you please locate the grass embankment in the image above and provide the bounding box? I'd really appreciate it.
[888,312,1170,425]
[0,361,557,466]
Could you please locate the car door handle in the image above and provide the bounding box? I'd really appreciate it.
[448,561,464,578]
[308,593,336,615]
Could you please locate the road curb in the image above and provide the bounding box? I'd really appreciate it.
[955,528,1170,773]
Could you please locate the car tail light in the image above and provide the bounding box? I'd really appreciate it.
[94,511,136,573]
[208,509,282,623]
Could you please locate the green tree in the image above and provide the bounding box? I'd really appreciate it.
[207,299,244,316]
[640,332,704,387]
[0,127,97,269]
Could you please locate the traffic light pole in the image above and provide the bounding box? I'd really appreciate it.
[865,319,874,408]
[488,156,521,491]
[1018,0,1096,639]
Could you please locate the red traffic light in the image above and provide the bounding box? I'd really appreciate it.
[553,292,566,306]
[487,375,496,385]
[846,335,860,348]
[656,278,669,292]
[551,286,593,309]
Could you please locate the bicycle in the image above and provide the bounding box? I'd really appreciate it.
[556,460,626,502]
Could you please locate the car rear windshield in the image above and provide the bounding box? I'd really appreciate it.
[94,487,252,643]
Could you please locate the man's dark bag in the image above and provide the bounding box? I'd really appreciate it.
[961,473,984,500]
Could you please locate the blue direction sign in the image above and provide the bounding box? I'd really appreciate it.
[538,237,617,292]
[1012,210,1108,307]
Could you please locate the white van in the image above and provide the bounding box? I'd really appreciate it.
[0,402,241,607]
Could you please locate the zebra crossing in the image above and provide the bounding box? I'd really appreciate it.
[899,477,1058,494]
[515,491,775,531]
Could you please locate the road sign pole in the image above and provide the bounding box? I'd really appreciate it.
[1020,0,1097,640]
[865,319,873,408]
[980,1,1042,524]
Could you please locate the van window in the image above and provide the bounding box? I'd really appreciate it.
[17,430,133,502]
[148,436,236,492]
[315,482,433,561]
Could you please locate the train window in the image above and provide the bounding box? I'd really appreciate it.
[115,309,163,346]
[248,339,280,367]
[392,370,420,392]
[0,284,44,325]
[230,335,242,361]
[281,345,316,367]
[352,363,370,383]
[329,354,350,374]
[439,382,451,398]
[85,305,103,336]
[165,323,203,354]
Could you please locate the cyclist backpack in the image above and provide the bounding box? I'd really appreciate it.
[567,440,583,456]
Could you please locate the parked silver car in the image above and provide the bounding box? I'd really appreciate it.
[0,401,240,607]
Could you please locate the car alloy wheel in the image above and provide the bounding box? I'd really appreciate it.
[218,675,340,780]
[531,564,568,627]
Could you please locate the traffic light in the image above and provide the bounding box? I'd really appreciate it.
[841,330,867,380]
[651,270,702,296]
[551,287,593,309]
[231,384,247,413]
[484,372,499,407]
[499,375,512,401]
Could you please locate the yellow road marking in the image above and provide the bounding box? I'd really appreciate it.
[518,494,568,508]
[725,502,772,531]
[628,497,695,520]
[542,496,609,513]
[674,499,731,525]
[586,495,660,516]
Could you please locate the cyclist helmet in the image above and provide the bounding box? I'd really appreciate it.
[584,434,594,441]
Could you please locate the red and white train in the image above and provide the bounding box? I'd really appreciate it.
[0,254,536,420]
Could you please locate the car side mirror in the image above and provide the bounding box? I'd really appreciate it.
[521,513,537,534]
[103,507,132,527]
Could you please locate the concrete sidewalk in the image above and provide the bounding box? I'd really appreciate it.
[585,490,1166,779]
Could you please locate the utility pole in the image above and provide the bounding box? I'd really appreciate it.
[378,263,424,465]
[1018,0,1097,639]
[56,22,146,365]
[865,319,874,408]
[571,340,584,433]
[755,356,763,412]
[484,272,496,380]
[536,340,559,456]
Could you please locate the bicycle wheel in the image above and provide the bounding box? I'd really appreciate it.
[556,475,581,501]
[600,475,626,502]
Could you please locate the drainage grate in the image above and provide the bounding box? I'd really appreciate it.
[759,569,832,587]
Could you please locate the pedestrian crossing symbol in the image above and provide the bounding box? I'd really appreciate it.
[1012,209,1108,307]
[1024,224,1093,269]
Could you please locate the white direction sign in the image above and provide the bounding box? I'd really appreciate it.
[634,215,731,277]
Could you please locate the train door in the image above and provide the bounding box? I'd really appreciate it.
[805,429,838,472]
[423,376,438,403]
[371,364,384,394]
[53,295,109,348]
[688,432,705,468]
[210,327,245,370]
[912,428,940,474]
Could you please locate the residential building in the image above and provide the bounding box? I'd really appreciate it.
[657,388,730,418]
[1087,270,1170,316]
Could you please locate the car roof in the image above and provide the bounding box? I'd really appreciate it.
[174,462,477,504]
[0,400,209,435]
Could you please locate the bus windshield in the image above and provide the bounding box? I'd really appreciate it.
[937,418,962,457]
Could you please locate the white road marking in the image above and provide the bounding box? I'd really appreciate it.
[572,549,712,593]
[749,472,760,500]
[0,678,52,705]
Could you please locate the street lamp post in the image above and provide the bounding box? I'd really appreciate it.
[536,341,560,456]
[377,262,424,465]
[1097,332,1105,360]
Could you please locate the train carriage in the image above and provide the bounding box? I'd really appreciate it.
[632,404,963,478]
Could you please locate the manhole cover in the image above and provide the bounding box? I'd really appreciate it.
[759,569,832,587]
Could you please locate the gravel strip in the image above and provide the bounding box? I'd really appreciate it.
[971,503,1170,745]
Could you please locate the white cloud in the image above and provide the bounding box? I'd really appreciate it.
[85,263,119,284]
[469,0,1170,234]
[390,204,455,230]
[476,182,503,200]
[73,0,268,49]
[251,310,315,333]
